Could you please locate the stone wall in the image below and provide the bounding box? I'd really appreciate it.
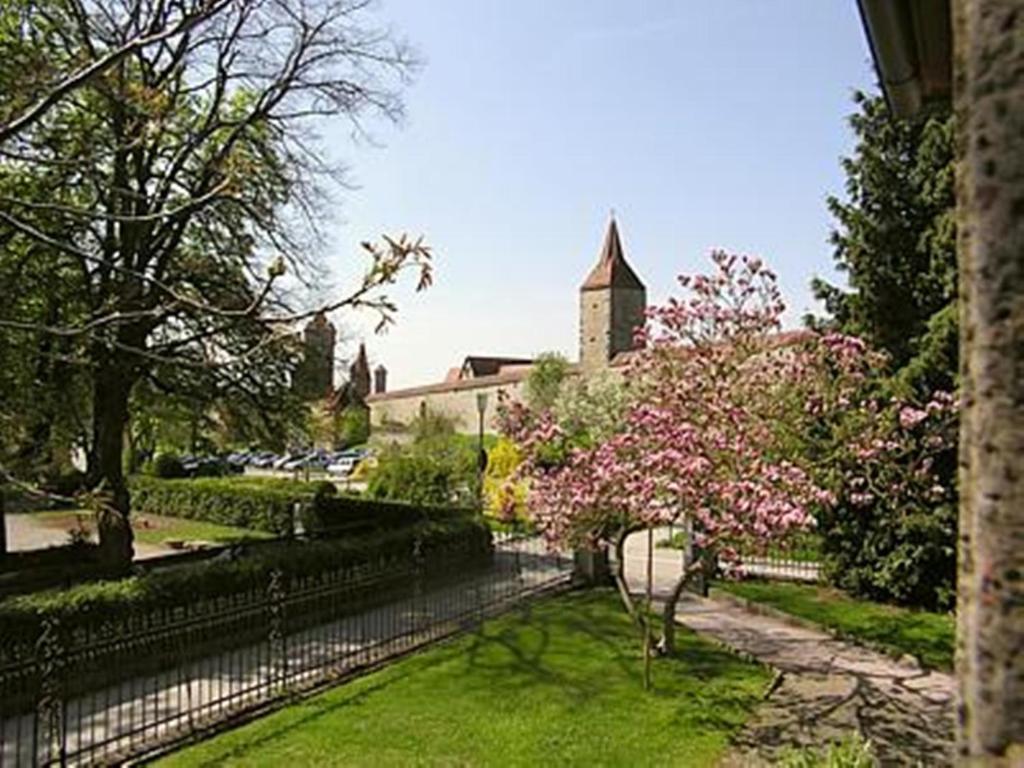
[368,377,527,433]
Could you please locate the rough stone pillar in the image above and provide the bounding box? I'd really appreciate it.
[952,0,1023,760]
[573,546,611,586]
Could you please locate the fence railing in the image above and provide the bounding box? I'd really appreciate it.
[0,532,571,767]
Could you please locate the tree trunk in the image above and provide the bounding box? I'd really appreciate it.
[660,560,705,656]
[0,488,7,559]
[612,526,640,624]
[88,362,135,569]
[643,526,653,691]
[952,0,1024,759]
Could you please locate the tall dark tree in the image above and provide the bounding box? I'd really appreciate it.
[0,0,432,566]
[811,90,957,393]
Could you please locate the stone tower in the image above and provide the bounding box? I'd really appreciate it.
[295,312,336,399]
[349,342,371,400]
[579,218,646,372]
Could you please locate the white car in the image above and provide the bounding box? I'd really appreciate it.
[326,456,361,476]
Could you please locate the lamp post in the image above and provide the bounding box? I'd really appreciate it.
[476,392,488,508]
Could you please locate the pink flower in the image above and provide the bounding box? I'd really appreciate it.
[899,406,928,429]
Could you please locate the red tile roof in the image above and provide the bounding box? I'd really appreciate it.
[581,218,645,291]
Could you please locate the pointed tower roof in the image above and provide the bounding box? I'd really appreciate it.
[580,217,645,291]
[352,342,369,376]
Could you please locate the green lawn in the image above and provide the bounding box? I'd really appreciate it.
[715,580,954,670]
[132,516,273,547]
[28,510,270,548]
[158,590,771,767]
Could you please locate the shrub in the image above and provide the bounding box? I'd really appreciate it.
[150,452,186,478]
[0,517,493,702]
[814,394,958,611]
[367,442,476,507]
[339,405,370,448]
[483,437,528,522]
[780,733,877,768]
[129,476,302,534]
[304,494,475,536]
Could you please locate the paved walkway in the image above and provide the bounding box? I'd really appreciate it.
[620,531,955,766]
[5,512,172,560]
[677,595,954,766]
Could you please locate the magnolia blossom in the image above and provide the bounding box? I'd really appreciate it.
[501,252,839,562]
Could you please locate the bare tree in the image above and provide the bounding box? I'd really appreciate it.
[0,0,430,566]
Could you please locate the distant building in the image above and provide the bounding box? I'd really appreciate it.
[367,218,647,431]
[330,342,372,412]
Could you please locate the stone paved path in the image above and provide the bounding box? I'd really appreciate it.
[675,595,954,766]
[620,531,955,766]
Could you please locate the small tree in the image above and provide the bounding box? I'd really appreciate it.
[524,352,570,410]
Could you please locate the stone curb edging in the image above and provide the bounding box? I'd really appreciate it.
[706,588,935,674]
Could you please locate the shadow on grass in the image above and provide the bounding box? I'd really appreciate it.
[169,590,769,766]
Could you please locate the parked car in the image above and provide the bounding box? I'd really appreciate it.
[272,454,299,471]
[326,450,363,476]
[251,452,278,468]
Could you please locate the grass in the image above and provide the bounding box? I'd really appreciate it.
[28,510,270,548]
[716,580,954,671]
[132,515,273,546]
[158,590,771,767]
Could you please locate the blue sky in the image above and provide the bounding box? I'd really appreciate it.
[320,0,878,389]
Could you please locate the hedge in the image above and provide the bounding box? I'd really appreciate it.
[129,476,477,539]
[128,476,311,534]
[304,493,476,536]
[0,516,492,711]
[0,517,490,634]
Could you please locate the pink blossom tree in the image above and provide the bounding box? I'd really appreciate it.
[502,252,838,652]
[503,250,956,654]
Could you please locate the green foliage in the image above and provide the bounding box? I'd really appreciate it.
[367,409,478,506]
[811,90,956,385]
[482,437,528,522]
[157,591,771,768]
[716,580,954,670]
[807,392,959,612]
[808,94,959,610]
[553,371,632,447]
[129,476,304,534]
[367,444,476,507]
[149,452,186,479]
[524,351,570,410]
[780,733,877,768]
[0,517,492,647]
[303,493,478,537]
[338,405,370,448]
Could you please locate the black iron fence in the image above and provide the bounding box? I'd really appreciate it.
[0,532,571,767]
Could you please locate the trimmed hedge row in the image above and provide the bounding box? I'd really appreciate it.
[0,516,492,650]
[128,476,311,534]
[305,493,476,536]
[128,476,477,539]
[0,516,492,715]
